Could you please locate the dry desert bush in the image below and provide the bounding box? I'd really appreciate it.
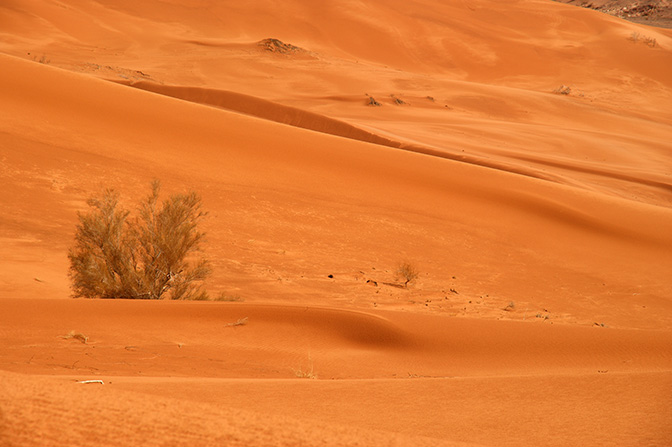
[553,85,572,95]
[294,354,317,379]
[60,330,89,344]
[629,31,657,47]
[396,261,419,288]
[68,180,211,299]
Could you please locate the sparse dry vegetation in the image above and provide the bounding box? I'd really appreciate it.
[367,96,382,106]
[396,261,419,288]
[60,330,89,344]
[553,85,572,95]
[629,31,657,47]
[68,180,211,300]
[29,53,50,64]
[294,367,317,379]
[294,354,317,379]
[224,317,249,328]
[214,293,244,302]
[258,38,303,54]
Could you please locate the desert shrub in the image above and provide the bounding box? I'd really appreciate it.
[629,31,657,47]
[68,181,211,299]
[214,293,244,302]
[553,85,571,95]
[396,261,419,288]
[367,96,382,106]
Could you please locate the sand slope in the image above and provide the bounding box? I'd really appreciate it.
[1,0,671,445]
[1,298,671,446]
[0,370,466,447]
[1,50,670,328]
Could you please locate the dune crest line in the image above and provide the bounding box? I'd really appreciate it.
[116,80,602,189]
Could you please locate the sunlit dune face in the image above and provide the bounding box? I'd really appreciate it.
[1,1,671,446]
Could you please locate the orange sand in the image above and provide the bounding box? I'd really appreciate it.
[1,1,671,445]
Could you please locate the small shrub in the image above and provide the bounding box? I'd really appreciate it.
[294,368,317,379]
[367,96,382,106]
[643,36,657,47]
[68,181,211,299]
[553,85,571,95]
[396,261,419,288]
[294,354,317,379]
[629,31,656,47]
[60,330,89,344]
[224,317,249,327]
[214,293,244,302]
[30,53,50,64]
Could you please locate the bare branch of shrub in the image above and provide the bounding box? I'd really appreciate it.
[68,181,211,299]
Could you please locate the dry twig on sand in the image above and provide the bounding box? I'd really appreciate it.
[60,330,89,344]
[224,317,249,328]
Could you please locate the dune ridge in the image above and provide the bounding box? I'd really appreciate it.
[116,79,405,147]
[115,79,672,201]
[3,0,671,208]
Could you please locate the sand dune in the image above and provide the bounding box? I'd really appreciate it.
[2,51,670,327]
[1,298,671,445]
[3,299,671,379]
[0,370,468,447]
[1,0,671,445]
[116,79,404,148]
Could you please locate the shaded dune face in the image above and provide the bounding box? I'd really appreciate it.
[1,1,671,446]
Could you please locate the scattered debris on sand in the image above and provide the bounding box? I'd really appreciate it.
[60,330,89,344]
[367,96,382,106]
[258,38,304,54]
[553,85,572,95]
[224,317,249,327]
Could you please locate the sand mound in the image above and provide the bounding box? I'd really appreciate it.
[258,37,306,54]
